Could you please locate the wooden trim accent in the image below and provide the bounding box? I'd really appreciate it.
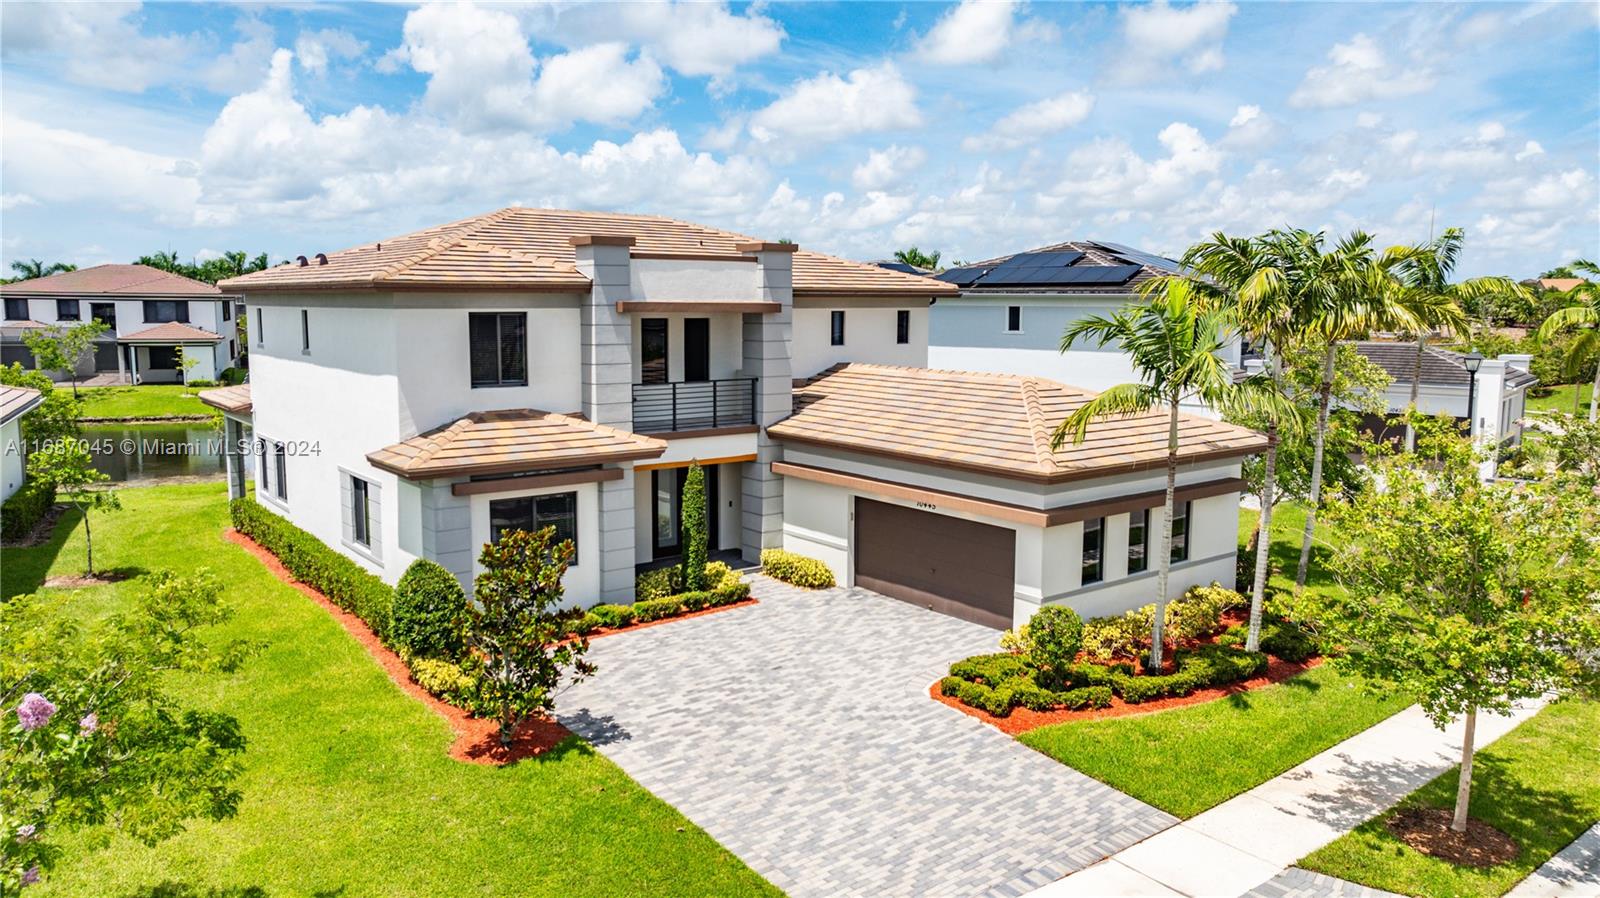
[451,467,622,496]
[569,235,636,247]
[736,241,799,253]
[1039,477,1247,526]
[655,425,759,440]
[793,296,933,310]
[794,288,956,299]
[630,251,757,263]
[369,446,666,481]
[615,301,782,314]
[636,453,757,472]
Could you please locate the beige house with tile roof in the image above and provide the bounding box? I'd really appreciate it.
[221,207,1264,627]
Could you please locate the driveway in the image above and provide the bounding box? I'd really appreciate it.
[558,575,1175,898]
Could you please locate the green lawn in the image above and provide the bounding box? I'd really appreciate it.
[1526,381,1596,417]
[1301,699,1600,898]
[1237,499,1345,601]
[6,482,778,898]
[1019,665,1404,818]
[78,384,213,419]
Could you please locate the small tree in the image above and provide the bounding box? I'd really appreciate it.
[1315,437,1600,833]
[179,349,200,387]
[31,441,119,576]
[466,527,595,747]
[20,320,109,399]
[680,462,708,591]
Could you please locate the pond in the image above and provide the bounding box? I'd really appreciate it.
[80,422,227,483]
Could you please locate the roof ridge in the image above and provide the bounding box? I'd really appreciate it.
[372,208,521,282]
[1019,379,1059,471]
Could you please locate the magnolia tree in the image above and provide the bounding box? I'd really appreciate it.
[466,527,595,747]
[1314,436,1600,833]
[1,571,253,890]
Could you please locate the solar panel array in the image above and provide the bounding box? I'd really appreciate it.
[934,265,991,286]
[1091,241,1184,274]
[935,245,1155,289]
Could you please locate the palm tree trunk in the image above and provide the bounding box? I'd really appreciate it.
[1405,333,1425,451]
[1296,344,1337,592]
[1452,706,1478,832]
[1152,403,1178,671]
[1589,358,1599,424]
[1247,429,1277,652]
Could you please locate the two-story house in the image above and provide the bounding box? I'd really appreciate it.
[211,208,1265,630]
[1,264,242,383]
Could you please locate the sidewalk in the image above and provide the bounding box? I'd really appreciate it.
[1505,822,1600,898]
[1028,699,1546,898]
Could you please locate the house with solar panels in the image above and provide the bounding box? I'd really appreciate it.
[927,241,1242,413]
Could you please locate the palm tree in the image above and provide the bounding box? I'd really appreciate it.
[9,259,76,281]
[1390,228,1515,449]
[894,246,941,271]
[1538,260,1600,423]
[1052,281,1283,669]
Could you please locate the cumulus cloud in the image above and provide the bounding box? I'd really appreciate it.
[916,0,1058,66]
[1110,1,1237,83]
[526,1,784,79]
[295,28,366,75]
[852,145,927,190]
[748,63,921,144]
[1043,122,1222,211]
[2,115,204,223]
[0,1,199,92]
[962,90,1094,152]
[201,17,278,94]
[1289,33,1435,108]
[1,194,39,211]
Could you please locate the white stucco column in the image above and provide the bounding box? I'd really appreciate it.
[738,241,795,562]
[1474,359,1507,481]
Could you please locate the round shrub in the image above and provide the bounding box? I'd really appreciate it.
[759,549,836,588]
[1027,605,1084,670]
[392,559,468,661]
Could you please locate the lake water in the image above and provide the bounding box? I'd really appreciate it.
[80,423,227,483]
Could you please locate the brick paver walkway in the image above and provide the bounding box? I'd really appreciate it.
[558,575,1175,898]
[1239,868,1406,898]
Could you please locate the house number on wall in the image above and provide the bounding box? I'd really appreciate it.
[916,501,938,511]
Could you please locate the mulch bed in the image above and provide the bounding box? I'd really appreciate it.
[1386,806,1520,867]
[42,570,137,588]
[582,597,759,641]
[225,528,571,766]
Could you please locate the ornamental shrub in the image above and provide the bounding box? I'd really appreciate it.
[1027,605,1084,671]
[392,559,468,661]
[588,604,636,629]
[710,579,750,606]
[681,462,708,591]
[760,549,836,588]
[999,624,1033,656]
[1081,609,1150,661]
[1165,584,1238,643]
[409,657,476,703]
[631,595,685,623]
[1226,620,1318,662]
[949,652,1032,685]
[635,566,682,601]
[231,498,395,641]
[1,478,55,540]
[704,560,740,590]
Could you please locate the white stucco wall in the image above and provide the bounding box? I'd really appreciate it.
[1,417,24,503]
[630,258,759,301]
[468,480,600,608]
[791,304,928,378]
[628,312,746,384]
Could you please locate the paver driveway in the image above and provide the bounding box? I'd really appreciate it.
[558,575,1176,898]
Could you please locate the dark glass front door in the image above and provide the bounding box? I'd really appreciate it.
[683,318,710,382]
[651,465,719,559]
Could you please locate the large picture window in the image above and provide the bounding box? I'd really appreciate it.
[1128,508,1149,574]
[489,492,578,562]
[469,312,528,387]
[1170,500,1191,563]
[1082,517,1104,585]
[142,299,189,323]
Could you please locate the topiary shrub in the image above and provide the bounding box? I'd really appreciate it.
[680,462,708,591]
[392,559,468,661]
[1027,605,1084,671]
[760,549,836,588]
[588,604,636,629]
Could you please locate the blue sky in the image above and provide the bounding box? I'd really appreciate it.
[2,1,1596,278]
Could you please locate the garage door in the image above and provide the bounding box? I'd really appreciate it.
[855,498,1016,629]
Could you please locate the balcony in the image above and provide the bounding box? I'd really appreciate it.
[632,377,757,434]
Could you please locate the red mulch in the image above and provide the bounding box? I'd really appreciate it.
[225,528,570,766]
[1386,807,1520,867]
[932,655,1323,735]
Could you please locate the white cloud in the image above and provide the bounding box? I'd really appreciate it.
[2,115,203,223]
[295,28,366,76]
[916,0,1058,66]
[1515,141,1545,162]
[201,17,277,95]
[1044,122,1222,211]
[852,145,927,190]
[1220,103,1275,149]
[530,44,666,128]
[0,1,199,92]
[1356,111,1384,128]
[748,63,921,144]
[962,90,1094,152]
[1289,33,1436,108]
[0,194,39,211]
[520,1,784,79]
[1112,1,1237,82]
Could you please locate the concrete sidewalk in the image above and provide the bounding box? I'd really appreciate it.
[1028,699,1546,898]
[1505,822,1600,898]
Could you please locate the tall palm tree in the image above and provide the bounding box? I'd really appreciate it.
[894,246,941,271]
[8,259,76,281]
[1538,260,1600,423]
[1390,228,1515,449]
[1052,281,1284,669]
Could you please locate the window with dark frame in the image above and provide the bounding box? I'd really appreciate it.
[223,302,232,321]
[469,312,528,387]
[300,309,310,353]
[4,298,27,321]
[1170,500,1191,563]
[1082,517,1104,584]
[273,443,288,501]
[142,299,189,323]
[640,318,668,384]
[229,339,236,359]
[830,310,845,346]
[1007,305,1022,332]
[255,308,263,346]
[90,303,116,328]
[56,299,80,321]
[488,492,578,562]
[351,476,371,547]
[896,309,910,344]
[1128,508,1150,574]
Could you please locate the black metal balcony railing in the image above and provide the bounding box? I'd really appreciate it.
[632,378,757,433]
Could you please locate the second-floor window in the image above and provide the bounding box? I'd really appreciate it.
[1170,500,1191,563]
[1007,305,1022,332]
[1082,516,1104,585]
[830,310,845,346]
[56,299,80,320]
[641,318,668,384]
[223,302,232,321]
[143,299,189,323]
[90,303,115,328]
[255,308,263,346]
[896,310,910,344]
[3,298,27,321]
[1128,508,1149,574]
[469,312,528,388]
[301,309,311,354]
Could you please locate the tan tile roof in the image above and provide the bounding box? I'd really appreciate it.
[769,364,1269,484]
[1,264,225,297]
[367,408,668,480]
[121,322,224,342]
[199,384,251,414]
[0,384,43,426]
[221,207,955,299]
[1539,278,1583,292]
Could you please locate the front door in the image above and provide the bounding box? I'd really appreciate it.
[651,466,720,559]
[683,318,710,382]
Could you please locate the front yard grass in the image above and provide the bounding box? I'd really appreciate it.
[1526,381,1596,416]
[5,482,778,898]
[1237,499,1345,602]
[77,384,213,419]
[1019,664,1404,818]
[1300,699,1600,898]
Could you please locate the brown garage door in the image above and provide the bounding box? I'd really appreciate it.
[855,498,1015,630]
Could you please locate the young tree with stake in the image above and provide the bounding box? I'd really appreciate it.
[20,321,109,400]
[30,440,119,577]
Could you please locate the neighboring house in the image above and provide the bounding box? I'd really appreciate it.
[1339,341,1536,448]
[927,241,1242,414]
[198,384,254,499]
[1537,277,1584,293]
[0,384,44,503]
[220,207,1265,631]
[1,264,242,384]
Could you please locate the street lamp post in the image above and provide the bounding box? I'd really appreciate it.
[1462,351,1484,438]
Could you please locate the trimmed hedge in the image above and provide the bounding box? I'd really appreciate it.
[1112,643,1270,704]
[635,566,682,601]
[231,498,396,642]
[760,549,835,588]
[1,479,55,540]
[1223,619,1318,662]
[575,561,752,635]
[939,675,1113,718]
[392,559,468,661]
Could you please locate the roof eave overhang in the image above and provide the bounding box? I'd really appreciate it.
[0,394,46,427]
[223,279,591,294]
[366,444,667,482]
